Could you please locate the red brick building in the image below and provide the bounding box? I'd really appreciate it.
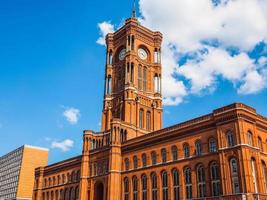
[33,14,267,200]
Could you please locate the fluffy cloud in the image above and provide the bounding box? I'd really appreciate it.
[138,0,267,104]
[63,107,81,125]
[51,139,74,152]
[96,21,115,45]
[97,0,267,105]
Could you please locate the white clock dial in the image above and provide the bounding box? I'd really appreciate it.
[138,48,148,60]
[119,49,126,61]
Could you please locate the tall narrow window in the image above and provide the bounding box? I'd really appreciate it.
[60,190,63,200]
[172,169,180,200]
[142,154,147,168]
[143,67,147,91]
[258,137,263,151]
[106,75,112,95]
[251,158,258,193]
[138,65,143,90]
[64,189,69,200]
[133,176,138,200]
[248,131,253,146]
[133,156,138,169]
[131,35,135,50]
[195,140,202,156]
[209,138,217,152]
[262,162,267,193]
[151,151,157,165]
[142,174,148,200]
[227,131,235,147]
[108,50,113,65]
[146,111,151,130]
[151,173,157,200]
[139,109,144,129]
[210,162,220,196]
[125,158,129,171]
[230,158,240,193]
[162,171,168,200]
[124,177,129,200]
[154,49,159,63]
[197,165,206,198]
[154,75,159,93]
[131,63,134,83]
[161,148,167,163]
[184,167,192,200]
[171,145,178,161]
[183,143,190,158]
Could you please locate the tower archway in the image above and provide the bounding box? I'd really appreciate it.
[94,182,104,200]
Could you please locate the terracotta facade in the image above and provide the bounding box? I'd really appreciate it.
[33,16,267,200]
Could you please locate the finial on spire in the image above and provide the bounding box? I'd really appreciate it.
[132,0,136,18]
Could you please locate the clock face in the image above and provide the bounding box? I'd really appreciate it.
[138,48,148,60]
[119,49,126,61]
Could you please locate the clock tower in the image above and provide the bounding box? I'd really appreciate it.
[101,15,163,140]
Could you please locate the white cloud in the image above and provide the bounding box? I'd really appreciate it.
[96,21,115,45]
[97,0,267,105]
[138,0,267,104]
[63,107,81,125]
[51,139,74,152]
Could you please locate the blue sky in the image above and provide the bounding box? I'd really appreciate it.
[0,0,266,164]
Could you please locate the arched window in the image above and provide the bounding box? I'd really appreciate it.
[46,192,49,200]
[51,191,54,200]
[133,156,138,169]
[108,50,113,65]
[262,161,267,193]
[139,109,144,129]
[106,75,112,95]
[154,74,159,93]
[70,188,75,200]
[142,154,147,168]
[210,162,220,196]
[138,65,143,90]
[227,131,235,147]
[75,187,79,200]
[42,192,45,200]
[248,131,253,146]
[124,177,129,200]
[154,48,159,63]
[143,67,147,91]
[171,145,178,161]
[162,171,168,200]
[151,173,158,200]
[251,158,258,193]
[151,151,157,165]
[195,140,202,156]
[59,189,63,200]
[76,170,80,182]
[133,176,138,200]
[44,179,47,187]
[197,165,206,198]
[55,190,58,200]
[57,175,61,185]
[161,148,167,163]
[146,111,151,130]
[183,143,190,158]
[142,174,148,200]
[131,63,134,83]
[209,138,217,152]
[184,167,192,200]
[258,137,263,151]
[172,169,180,200]
[125,158,130,171]
[230,158,240,193]
[64,189,69,200]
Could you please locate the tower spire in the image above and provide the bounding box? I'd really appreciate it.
[132,0,136,18]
